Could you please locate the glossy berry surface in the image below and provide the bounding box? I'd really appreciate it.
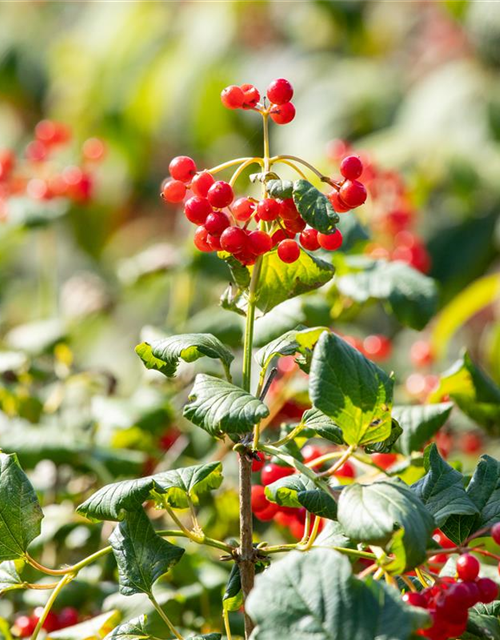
[477,577,498,603]
[339,179,367,208]
[221,85,245,109]
[257,198,281,221]
[251,452,266,473]
[248,230,273,255]
[162,179,186,203]
[220,226,247,253]
[340,155,363,180]
[169,156,197,182]
[193,226,212,252]
[232,197,255,221]
[456,554,480,581]
[251,484,269,512]
[277,239,300,263]
[204,211,230,236]
[261,463,294,486]
[241,84,260,109]
[207,181,234,208]
[300,228,320,251]
[492,522,500,545]
[328,190,351,213]
[269,102,295,125]
[191,171,215,198]
[401,592,427,608]
[318,229,343,251]
[184,196,212,225]
[267,78,294,105]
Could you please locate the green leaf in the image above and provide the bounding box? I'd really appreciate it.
[109,509,184,596]
[335,257,438,330]
[77,462,223,521]
[223,560,268,613]
[0,453,43,561]
[364,419,403,454]
[411,444,479,528]
[267,179,293,199]
[47,611,121,640]
[301,407,344,444]
[429,351,500,433]
[0,617,13,640]
[188,636,221,640]
[246,549,429,640]
[255,326,327,371]
[315,520,353,548]
[310,332,394,447]
[0,561,23,595]
[337,480,435,570]
[292,179,339,233]
[183,375,269,437]
[103,616,150,640]
[254,249,335,314]
[443,455,500,544]
[465,602,500,640]
[393,403,453,456]
[265,473,338,520]
[135,334,233,378]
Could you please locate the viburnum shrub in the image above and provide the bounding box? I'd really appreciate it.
[1,79,500,640]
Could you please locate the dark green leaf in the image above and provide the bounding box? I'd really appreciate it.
[0,453,43,561]
[183,375,269,437]
[267,179,293,199]
[465,602,500,640]
[255,326,327,371]
[393,403,453,456]
[109,510,184,596]
[314,520,353,548]
[0,562,23,595]
[154,462,223,509]
[338,480,435,569]
[335,257,438,330]
[292,179,339,233]
[223,560,268,613]
[364,419,403,454]
[187,635,221,640]
[265,473,338,520]
[310,332,394,446]
[103,616,150,640]
[301,407,344,444]
[135,334,233,378]
[412,444,478,528]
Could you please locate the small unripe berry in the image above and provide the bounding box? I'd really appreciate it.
[267,78,294,105]
[220,226,248,253]
[492,522,500,545]
[221,85,245,109]
[169,156,197,182]
[193,226,212,252]
[207,181,234,208]
[232,197,255,221]
[257,198,281,221]
[328,190,351,213]
[191,171,215,198]
[184,196,212,224]
[277,239,300,263]
[339,179,367,208]
[162,179,186,203]
[340,155,363,180]
[241,83,260,109]
[248,230,273,255]
[456,553,480,581]
[318,229,343,251]
[299,228,320,251]
[205,211,231,236]
[270,102,295,125]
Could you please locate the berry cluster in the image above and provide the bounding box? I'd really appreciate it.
[0,120,105,220]
[221,78,296,125]
[405,554,497,640]
[13,607,79,638]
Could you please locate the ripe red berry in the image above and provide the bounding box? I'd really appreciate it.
[401,592,427,608]
[194,226,213,252]
[267,78,294,105]
[269,102,295,125]
[254,501,280,521]
[252,452,266,473]
[410,340,434,368]
[248,230,273,255]
[35,120,71,145]
[58,607,79,629]
[492,523,500,545]
[184,196,212,224]
[300,228,320,251]
[460,432,483,455]
[251,485,269,512]
[477,577,498,603]
[207,234,222,251]
[277,239,300,264]
[207,181,234,208]
[232,197,255,221]
[371,453,397,469]
[241,83,260,109]
[257,198,281,221]
[220,226,248,253]
[456,554,480,581]
[433,529,455,549]
[339,180,367,208]
[340,155,363,181]
[362,335,392,361]
[191,171,215,198]
[82,137,106,161]
[284,217,306,234]
[271,229,290,246]
[301,445,323,464]
[221,85,245,110]
[261,463,294,486]
[169,156,197,182]
[328,190,351,213]
[335,461,355,479]
[318,229,343,251]
[461,580,481,607]
[234,247,257,266]
[279,198,299,220]
[26,140,49,162]
[205,211,231,236]
[33,607,59,632]
[15,616,37,638]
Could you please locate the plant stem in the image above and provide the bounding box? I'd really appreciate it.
[229,158,263,188]
[149,593,184,640]
[261,543,376,560]
[208,157,257,174]
[318,445,355,477]
[238,451,255,638]
[164,502,205,544]
[269,154,325,180]
[222,608,233,640]
[270,158,308,180]
[300,516,322,552]
[30,573,74,640]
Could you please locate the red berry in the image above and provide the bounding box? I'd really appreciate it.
[15,616,36,638]
[194,226,213,252]
[335,461,355,479]
[251,485,269,512]
[162,180,186,203]
[339,180,367,208]
[248,230,272,255]
[82,137,106,161]
[461,580,481,607]
[252,452,266,473]
[301,445,323,464]
[0,150,15,180]
[279,198,299,221]
[220,226,248,253]
[232,197,255,221]
[492,523,500,545]
[184,196,212,225]
[205,211,231,236]
[240,84,260,109]
[428,553,448,566]
[284,217,306,234]
[169,156,197,182]
[401,592,427,608]
[277,239,300,264]
[58,607,79,629]
[207,234,222,251]
[318,229,343,251]
[221,85,245,110]
[433,529,455,549]
[289,516,306,540]
[191,171,215,198]
[328,190,351,213]
[254,501,280,521]
[300,228,320,251]
[456,554,480,581]
[207,181,234,208]
[267,78,294,105]
[271,229,290,246]
[26,140,49,162]
[371,453,397,469]
[410,340,434,368]
[460,432,483,455]
[35,120,70,145]
[362,335,392,361]
[234,247,257,266]
[477,577,498,603]
[269,102,295,125]
[33,607,59,633]
[261,463,294,486]
[340,155,363,181]
[257,198,281,221]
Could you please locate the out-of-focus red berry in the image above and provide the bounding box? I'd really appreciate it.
[251,484,269,512]
[362,335,392,361]
[335,460,355,479]
[162,179,186,203]
[14,616,36,638]
[371,453,397,469]
[301,445,323,464]
[58,607,79,629]
[460,432,483,455]
[26,140,49,162]
[401,592,427,608]
[261,463,294,486]
[254,501,280,522]
[477,578,498,604]
[410,340,434,368]
[456,554,480,581]
[33,607,59,633]
[82,137,106,161]
[492,522,500,545]
[252,452,266,473]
